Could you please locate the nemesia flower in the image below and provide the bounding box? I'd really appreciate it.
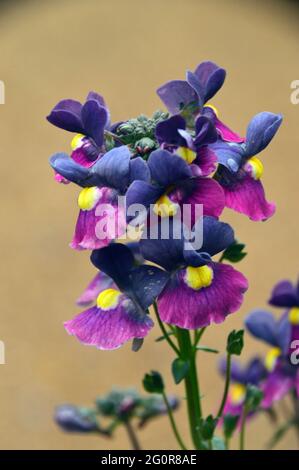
[47,91,110,179]
[50,146,150,250]
[212,112,282,221]
[140,216,248,329]
[245,308,299,408]
[157,60,242,143]
[65,243,169,350]
[76,242,144,306]
[219,358,266,419]
[126,148,225,227]
[155,114,218,176]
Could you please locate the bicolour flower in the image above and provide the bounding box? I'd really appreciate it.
[65,243,169,350]
[219,358,266,419]
[76,243,144,306]
[47,91,110,181]
[269,279,299,340]
[156,61,242,143]
[140,217,248,329]
[212,112,282,221]
[155,114,218,176]
[245,309,298,407]
[126,149,225,227]
[50,146,150,250]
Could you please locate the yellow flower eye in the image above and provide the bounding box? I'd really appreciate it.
[204,103,219,117]
[71,133,85,150]
[176,147,197,164]
[153,194,179,217]
[246,157,264,180]
[230,383,246,405]
[265,347,281,371]
[289,307,299,325]
[184,265,213,290]
[78,187,101,211]
[96,289,121,311]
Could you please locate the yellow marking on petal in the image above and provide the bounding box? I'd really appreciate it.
[289,307,299,325]
[230,383,246,405]
[265,347,281,371]
[185,265,213,290]
[78,187,101,211]
[247,157,264,180]
[153,194,179,217]
[176,146,197,164]
[96,288,121,310]
[204,103,219,117]
[71,133,85,150]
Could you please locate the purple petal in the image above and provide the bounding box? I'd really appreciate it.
[246,112,283,157]
[194,61,226,102]
[156,80,198,114]
[47,99,84,133]
[81,100,108,146]
[71,148,98,168]
[155,115,186,146]
[65,301,154,350]
[222,174,275,221]
[148,149,192,187]
[158,262,248,329]
[76,272,115,307]
[262,369,294,408]
[214,116,244,143]
[193,147,217,177]
[86,91,106,107]
[269,280,299,308]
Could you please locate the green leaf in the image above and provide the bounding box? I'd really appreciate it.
[155,331,174,342]
[198,415,218,440]
[171,358,190,384]
[221,241,247,263]
[132,338,144,352]
[223,414,239,439]
[245,385,263,412]
[212,436,226,450]
[196,345,219,354]
[143,371,164,394]
[226,330,244,356]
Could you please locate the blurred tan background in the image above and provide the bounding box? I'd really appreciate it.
[0,0,299,450]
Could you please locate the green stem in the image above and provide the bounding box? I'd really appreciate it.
[239,405,248,450]
[153,302,180,356]
[176,327,202,449]
[217,353,231,418]
[162,391,188,450]
[193,327,206,350]
[124,420,141,450]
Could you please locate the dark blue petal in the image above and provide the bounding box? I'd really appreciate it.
[186,71,204,108]
[209,141,244,172]
[140,218,185,272]
[128,265,170,309]
[276,314,292,355]
[197,216,235,256]
[194,61,226,102]
[54,405,98,433]
[91,146,131,191]
[129,157,150,184]
[194,116,218,148]
[90,244,135,291]
[245,310,278,347]
[245,358,267,385]
[183,247,211,267]
[126,181,163,222]
[86,91,106,107]
[245,112,283,156]
[269,280,299,308]
[49,153,98,187]
[219,357,246,384]
[155,115,186,146]
[81,100,108,146]
[148,149,192,187]
[47,99,84,133]
[156,80,198,114]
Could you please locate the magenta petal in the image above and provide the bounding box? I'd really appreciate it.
[70,189,126,251]
[223,175,275,221]
[215,117,244,143]
[64,301,154,350]
[158,263,248,329]
[76,272,115,306]
[178,177,225,224]
[194,147,217,176]
[261,370,294,408]
[71,149,97,168]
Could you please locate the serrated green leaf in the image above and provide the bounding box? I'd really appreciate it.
[221,242,247,263]
[171,358,190,384]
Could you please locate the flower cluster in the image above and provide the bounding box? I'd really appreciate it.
[48,61,282,351]
[218,277,299,447]
[55,388,179,447]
